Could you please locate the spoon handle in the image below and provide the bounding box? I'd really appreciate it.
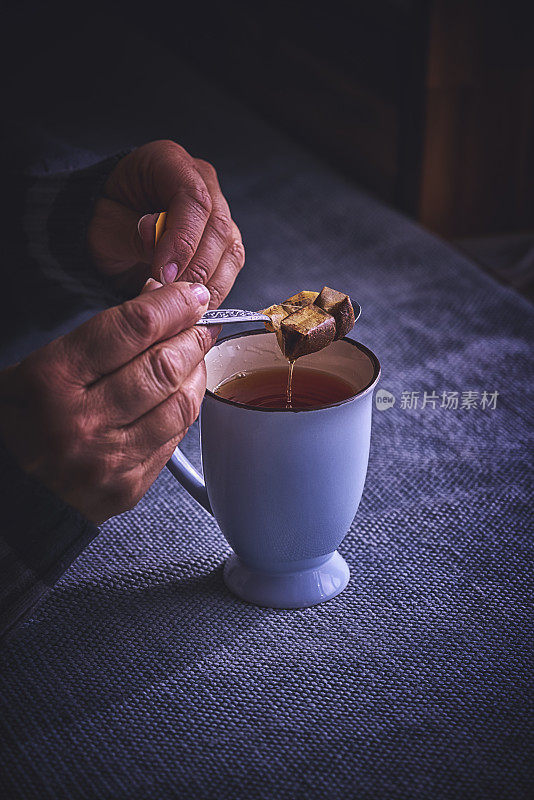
[195,309,270,325]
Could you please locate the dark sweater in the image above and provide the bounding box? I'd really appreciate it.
[0,153,127,642]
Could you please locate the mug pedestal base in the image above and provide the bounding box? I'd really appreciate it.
[223,551,350,609]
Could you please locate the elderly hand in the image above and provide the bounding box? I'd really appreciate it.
[88,140,245,306]
[0,282,216,523]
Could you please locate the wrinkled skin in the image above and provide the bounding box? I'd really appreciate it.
[0,140,245,522]
[88,139,245,302]
[0,282,218,523]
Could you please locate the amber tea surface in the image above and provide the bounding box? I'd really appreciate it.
[214,366,357,409]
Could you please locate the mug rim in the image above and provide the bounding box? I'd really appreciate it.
[205,329,381,413]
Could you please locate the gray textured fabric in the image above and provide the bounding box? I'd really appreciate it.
[1,46,533,800]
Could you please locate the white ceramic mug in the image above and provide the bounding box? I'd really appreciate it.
[168,330,380,608]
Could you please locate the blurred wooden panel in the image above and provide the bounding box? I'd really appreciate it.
[419,0,534,237]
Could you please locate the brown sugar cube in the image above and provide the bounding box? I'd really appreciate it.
[283,290,319,309]
[261,303,291,352]
[314,286,355,339]
[261,303,289,332]
[281,291,319,318]
[280,305,336,360]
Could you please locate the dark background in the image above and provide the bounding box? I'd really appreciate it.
[2,0,534,285]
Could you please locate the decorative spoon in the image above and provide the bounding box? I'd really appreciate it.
[194,305,361,326]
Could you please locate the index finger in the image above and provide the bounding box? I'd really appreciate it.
[152,163,212,281]
[59,281,210,384]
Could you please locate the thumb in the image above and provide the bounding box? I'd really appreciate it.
[89,199,157,274]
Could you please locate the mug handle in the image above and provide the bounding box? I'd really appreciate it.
[166,447,212,515]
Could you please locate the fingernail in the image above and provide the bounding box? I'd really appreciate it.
[141,277,161,293]
[137,214,158,253]
[190,283,210,305]
[160,262,178,284]
[137,214,151,236]
[209,324,222,342]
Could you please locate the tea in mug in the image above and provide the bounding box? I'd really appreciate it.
[214,366,356,409]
